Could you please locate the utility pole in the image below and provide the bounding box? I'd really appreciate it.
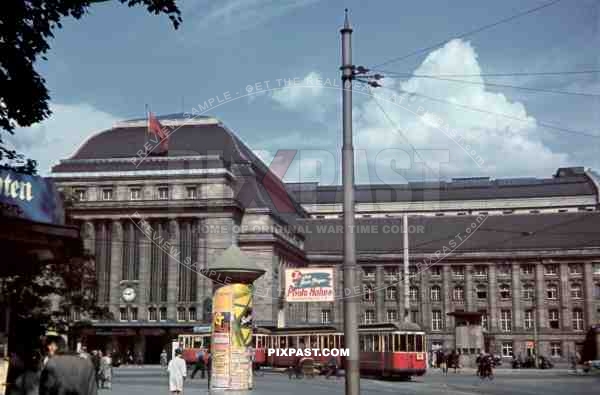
[533,291,538,368]
[340,9,360,395]
[403,214,410,322]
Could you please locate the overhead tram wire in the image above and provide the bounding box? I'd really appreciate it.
[378,75,600,98]
[371,0,564,69]
[371,70,600,78]
[371,83,600,139]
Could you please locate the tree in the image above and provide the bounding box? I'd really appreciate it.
[0,0,182,174]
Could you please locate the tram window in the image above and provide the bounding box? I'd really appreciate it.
[280,337,287,348]
[252,335,257,347]
[407,334,415,352]
[322,336,329,349]
[204,337,211,349]
[416,335,423,352]
[359,335,365,351]
[373,335,381,352]
[289,336,297,348]
[400,334,407,351]
[339,335,344,349]
[310,335,318,348]
[365,335,374,352]
[383,335,391,352]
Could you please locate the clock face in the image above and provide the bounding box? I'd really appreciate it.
[122,287,136,302]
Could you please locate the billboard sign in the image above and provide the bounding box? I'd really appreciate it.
[285,268,335,302]
[0,169,64,225]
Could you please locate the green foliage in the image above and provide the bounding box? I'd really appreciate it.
[0,0,182,173]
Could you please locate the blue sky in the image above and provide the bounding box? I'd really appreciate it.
[9,0,600,185]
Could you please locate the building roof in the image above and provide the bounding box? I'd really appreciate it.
[286,170,598,204]
[51,115,307,221]
[301,212,600,256]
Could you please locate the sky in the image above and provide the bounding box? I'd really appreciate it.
[8,0,600,185]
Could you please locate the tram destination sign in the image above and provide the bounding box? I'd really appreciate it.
[285,268,334,302]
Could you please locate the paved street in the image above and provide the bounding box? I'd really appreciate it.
[107,366,600,395]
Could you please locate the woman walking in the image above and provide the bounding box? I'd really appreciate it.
[168,349,187,394]
[99,352,112,390]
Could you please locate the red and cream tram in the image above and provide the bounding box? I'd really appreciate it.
[177,322,426,378]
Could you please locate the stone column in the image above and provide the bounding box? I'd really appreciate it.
[138,223,150,318]
[196,218,208,319]
[535,262,546,330]
[488,265,498,332]
[167,219,180,320]
[375,265,385,322]
[465,264,473,311]
[583,262,594,328]
[82,221,95,255]
[560,263,571,330]
[420,269,430,331]
[442,265,451,329]
[110,220,123,317]
[512,262,522,331]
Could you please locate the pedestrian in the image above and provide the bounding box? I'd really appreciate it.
[191,349,205,379]
[325,355,338,379]
[9,352,41,395]
[40,354,98,395]
[440,353,448,376]
[160,349,168,370]
[99,352,112,390]
[167,349,187,395]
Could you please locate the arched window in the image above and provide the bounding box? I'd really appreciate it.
[177,306,187,321]
[476,284,487,299]
[499,284,511,299]
[453,286,464,301]
[409,286,419,302]
[430,285,441,301]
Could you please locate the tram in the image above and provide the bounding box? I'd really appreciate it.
[176,322,427,378]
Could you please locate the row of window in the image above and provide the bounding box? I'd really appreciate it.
[119,306,198,322]
[352,308,587,332]
[74,186,199,202]
[362,282,594,302]
[315,207,597,219]
[364,263,599,279]
[500,341,564,358]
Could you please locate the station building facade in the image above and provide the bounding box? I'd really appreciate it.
[50,114,600,362]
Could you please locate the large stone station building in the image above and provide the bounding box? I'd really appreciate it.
[50,114,600,363]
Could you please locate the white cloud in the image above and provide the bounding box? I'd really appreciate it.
[7,103,118,175]
[270,72,336,121]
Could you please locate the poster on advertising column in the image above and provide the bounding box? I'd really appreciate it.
[230,283,254,390]
[285,268,335,302]
[211,286,232,389]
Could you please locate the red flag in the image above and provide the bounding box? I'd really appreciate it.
[148,112,169,152]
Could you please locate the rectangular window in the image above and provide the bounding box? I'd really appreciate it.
[571,284,582,299]
[386,310,398,322]
[549,309,560,329]
[452,266,465,278]
[550,342,562,357]
[545,265,557,275]
[148,308,157,321]
[159,307,167,322]
[363,267,375,279]
[189,308,197,321]
[186,187,198,199]
[473,266,487,277]
[593,263,600,275]
[501,342,513,357]
[500,310,512,332]
[569,264,582,275]
[158,187,169,200]
[130,188,141,200]
[119,308,128,321]
[102,189,113,201]
[177,308,186,322]
[524,310,534,330]
[75,188,87,202]
[386,286,397,301]
[547,285,558,300]
[321,309,331,324]
[430,266,442,277]
[130,307,138,321]
[572,310,584,331]
[363,310,375,324]
[432,311,443,331]
[498,265,510,276]
[521,265,534,275]
[410,310,419,323]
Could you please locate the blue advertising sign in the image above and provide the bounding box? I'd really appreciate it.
[0,169,64,225]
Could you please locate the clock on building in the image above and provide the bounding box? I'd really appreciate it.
[122,287,136,302]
